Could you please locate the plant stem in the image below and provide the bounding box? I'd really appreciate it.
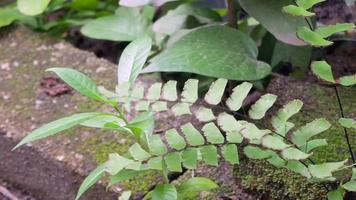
[226,0,238,29]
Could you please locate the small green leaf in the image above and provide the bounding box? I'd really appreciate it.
[147,156,163,170]
[217,112,246,132]
[75,164,105,200]
[136,101,150,111]
[226,82,253,111]
[177,177,218,199]
[282,5,315,17]
[243,146,274,160]
[297,27,333,46]
[311,61,335,83]
[105,153,134,175]
[151,101,168,112]
[181,148,198,169]
[47,68,108,103]
[286,161,311,178]
[70,0,98,10]
[171,103,191,116]
[226,131,244,144]
[296,0,326,9]
[342,180,356,191]
[308,160,348,179]
[129,143,151,161]
[151,184,177,200]
[118,191,132,200]
[181,79,198,103]
[118,36,152,85]
[0,6,23,28]
[261,135,290,150]
[195,107,215,122]
[14,112,103,150]
[165,152,182,172]
[315,23,355,38]
[200,145,218,166]
[165,129,186,150]
[327,187,345,200]
[291,118,331,146]
[201,123,224,144]
[338,74,356,86]
[339,118,356,129]
[267,153,286,168]
[221,144,239,164]
[181,123,205,146]
[299,139,328,152]
[148,135,168,156]
[162,81,178,101]
[17,0,51,16]
[146,83,162,100]
[271,100,303,136]
[240,123,271,141]
[204,78,228,105]
[281,147,311,160]
[248,94,277,120]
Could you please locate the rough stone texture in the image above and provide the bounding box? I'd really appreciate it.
[0,26,160,200]
[235,76,356,199]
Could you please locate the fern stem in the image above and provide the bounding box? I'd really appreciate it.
[226,0,238,29]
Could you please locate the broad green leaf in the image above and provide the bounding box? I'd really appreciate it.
[151,184,177,200]
[282,5,314,17]
[201,123,224,144]
[200,145,218,166]
[144,26,271,81]
[296,0,326,9]
[0,6,23,28]
[239,0,308,45]
[17,0,51,16]
[165,129,186,150]
[338,74,356,86]
[315,23,355,38]
[108,170,142,187]
[165,152,182,172]
[162,81,178,101]
[204,78,228,105]
[177,177,218,199]
[181,123,205,146]
[147,156,163,170]
[261,135,290,150]
[46,68,107,102]
[281,147,311,160]
[151,101,168,112]
[118,191,132,200]
[327,187,345,200]
[105,153,134,175]
[129,143,151,161]
[118,36,152,85]
[291,118,331,146]
[297,27,333,46]
[221,144,239,164]
[311,61,335,83]
[148,135,168,156]
[226,82,253,111]
[243,146,274,160]
[181,79,199,103]
[195,107,215,122]
[171,103,191,116]
[181,148,198,169]
[338,118,356,129]
[308,160,348,179]
[81,7,151,41]
[75,164,105,200]
[146,83,162,100]
[70,0,98,10]
[342,180,356,191]
[299,139,328,153]
[286,161,311,178]
[248,94,277,119]
[271,100,303,136]
[14,112,102,149]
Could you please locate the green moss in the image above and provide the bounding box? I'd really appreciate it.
[234,84,356,199]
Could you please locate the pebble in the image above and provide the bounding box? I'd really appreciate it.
[1,63,10,70]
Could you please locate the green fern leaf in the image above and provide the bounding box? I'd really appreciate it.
[172,103,191,116]
[240,123,271,141]
[261,135,290,150]
[315,23,355,38]
[195,107,216,122]
[147,82,162,100]
[308,160,348,180]
[296,0,326,9]
[151,101,168,112]
[181,123,205,146]
[267,153,286,167]
[165,128,186,150]
[129,143,151,161]
[226,82,252,111]
[105,153,134,175]
[286,160,311,178]
[311,61,335,83]
[165,152,182,172]
[297,26,333,47]
[282,5,315,17]
[200,145,218,166]
[217,112,247,132]
[182,148,198,169]
[338,74,356,86]
[291,118,331,146]
[181,79,199,103]
[243,145,274,160]
[202,122,225,144]
[136,101,150,111]
[148,135,168,156]
[162,80,178,101]
[299,139,328,152]
[248,94,277,120]
[342,181,356,192]
[338,118,356,129]
[271,99,303,136]
[221,144,239,164]
[204,78,228,105]
[147,156,163,170]
[226,131,244,143]
[281,147,311,160]
[131,85,144,99]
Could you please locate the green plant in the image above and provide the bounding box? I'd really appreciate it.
[13,32,356,199]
